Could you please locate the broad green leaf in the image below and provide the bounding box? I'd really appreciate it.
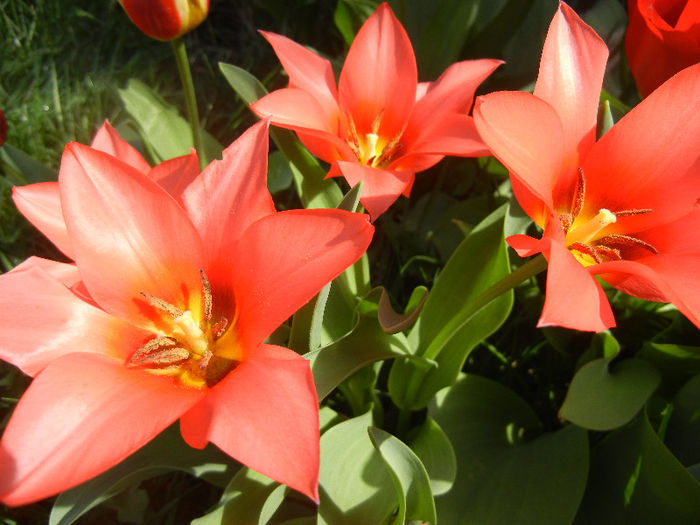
[575,413,700,523]
[666,374,700,466]
[0,144,55,184]
[409,417,457,496]
[50,425,236,525]
[389,205,513,409]
[191,467,282,525]
[431,374,588,525]
[219,62,342,210]
[306,311,411,401]
[118,79,222,163]
[597,100,615,138]
[368,427,437,525]
[637,342,700,387]
[560,357,661,431]
[318,412,396,525]
[377,286,428,334]
[267,150,294,193]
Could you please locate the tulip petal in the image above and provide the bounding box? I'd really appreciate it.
[90,121,150,174]
[335,161,414,220]
[582,63,700,233]
[259,30,339,125]
[534,2,608,169]
[229,208,373,348]
[180,344,319,501]
[59,143,205,326]
[404,59,502,143]
[473,92,564,223]
[12,182,73,259]
[338,3,417,140]
[539,238,615,332]
[0,261,150,377]
[0,353,204,506]
[595,254,700,328]
[251,88,351,162]
[149,150,200,199]
[182,120,276,264]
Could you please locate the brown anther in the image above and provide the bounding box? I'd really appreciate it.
[199,350,213,370]
[597,234,659,254]
[212,316,229,340]
[140,292,183,319]
[374,136,403,167]
[347,115,361,150]
[200,270,212,323]
[594,245,622,261]
[559,213,574,233]
[570,168,586,219]
[137,347,190,368]
[569,241,602,263]
[129,336,178,365]
[612,208,653,217]
[370,109,384,135]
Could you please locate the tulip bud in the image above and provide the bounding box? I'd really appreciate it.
[119,0,210,41]
[0,108,6,146]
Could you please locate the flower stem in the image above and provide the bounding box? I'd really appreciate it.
[171,37,206,170]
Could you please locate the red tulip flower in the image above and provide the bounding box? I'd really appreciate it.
[251,2,501,219]
[119,0,210,40]
[626,0,700,97]
[0,120,373,505]
[474,2,700,332]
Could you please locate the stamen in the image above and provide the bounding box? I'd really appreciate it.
[365,132,379,162]
[567,208,617,245]
[597,234,659,254]
[612,208,653,217]
[559,213,574,233]
[569,242,602,264]
[129,336,178,365]
[374,135,402,167]
[140,292,183,319]
[135,346,190,368]
[173,310,209,356]
[570,168,586,219]
[593,245,622,261]
[370,110,384,135]
[200,270,212,323]
[212,316,228,340]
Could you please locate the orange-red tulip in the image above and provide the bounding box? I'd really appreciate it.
[251,2,501,219]
[0,120,373,505]
[474,2,700,332]
[119,0,209,41]
[626,0,700,97]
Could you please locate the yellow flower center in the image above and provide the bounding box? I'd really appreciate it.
[345,111,403,169]
[128,271,241,389]
[558,169,658,267]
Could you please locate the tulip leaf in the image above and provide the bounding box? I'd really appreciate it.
[306,310,411,401]
[575,413,700,523]
[389,204,513,409]
[637,342,700,387]
[666,374,700,467]
[267,150,294,193]
[409,416,457,496]
[559,357,661,431]
[378,286,428,334]
[218,61,343,210]
[430,374,589,525]
[0,144,55,184]
[368,427,437,525]
[50,425,236,525]
[318,412,397,525]
[191,467,286,525]
[597,99,615,138]
[118,79,222,163]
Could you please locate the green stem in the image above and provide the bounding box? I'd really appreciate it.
[171,37,206,170]
[423,254,548,360]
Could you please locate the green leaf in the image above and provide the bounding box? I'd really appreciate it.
[666,374,700,466]
[306,310,411,401]
[377,286,428,334]
[118,79,222,163]
[430,374,589,525]
[318,412,396,525]
[267,150,293,193]
[597,99,615,138]
[389,205,513,409]
[0,144,55,184]
[637,342,700,387]
[191,467,284,525]
[50,425,236,525]
[409,417,457,496]
[575,413,700,523]
[560,357,661,431]
[218,62,343,210]
[368,427,437,525]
